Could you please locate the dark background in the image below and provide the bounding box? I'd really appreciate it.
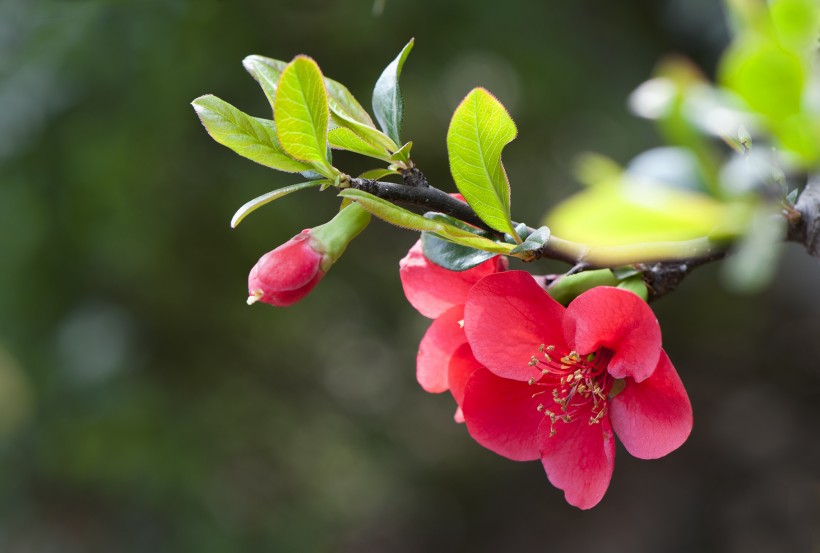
[1,0,818,551]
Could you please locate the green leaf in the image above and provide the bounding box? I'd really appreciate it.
[770,0,820,56]
[245,55,375,128]
[372,38,414,145]
[339,189,514,254]
[242,55,288,112]
[447,88,518,238]
[329,99,399,153]
[389,141,413,163]
[274,56,334,176]
[722,205,786,293]
[421,232,495,271]
[424,212,494,236]
[544,175,745,246]
[230,180,326,228]
[720,37,805,122]
[509,226,550,256]
[358,168,399,180]
[192,94,312,173]
[324,79,376,128]
[328,127,390,160]
[611,266,642,280]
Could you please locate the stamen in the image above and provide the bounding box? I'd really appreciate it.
[525,344,616,438]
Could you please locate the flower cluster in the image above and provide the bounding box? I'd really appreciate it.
[401,245,693,509]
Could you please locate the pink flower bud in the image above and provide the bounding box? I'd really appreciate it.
[247,230,327,307]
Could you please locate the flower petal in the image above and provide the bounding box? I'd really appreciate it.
[464,271,567,381]
[461,367,546,461]
[399,240,504,319]
[448,343,482,409]
[449,343,482,423]
[417,306,466,393]
[539,417,616,510]
[564,286,661,382]
[610,351,693,459]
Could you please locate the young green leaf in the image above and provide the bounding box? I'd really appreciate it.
[231,180,326,228]
[274,56,335,176]
[245,55,375,128]
[192,94,312,173]
[447,88,519,238]
[329,98,399,152]
[372,38,414,145]
[509,226,550,255]
[389,141,413,163]
[328,127,390,160]
[243,55,288,112]
[324,79,376,128]
[358,168,400,180]
[339,189,514,254]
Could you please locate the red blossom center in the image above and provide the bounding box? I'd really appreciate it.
[527,344,614,437]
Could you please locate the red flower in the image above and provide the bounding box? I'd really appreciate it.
[399,240,505,419]
[461,271,693,509]
[248,230,327,307]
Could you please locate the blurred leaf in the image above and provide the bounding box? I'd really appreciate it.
[626,147,705,192]
[574,153,623,187]
[720,37,805,121]
[776,113,820,165]
[421,232,495,271]
[274,56,335,176]
[509,226,550,255]
[192,94,312,173]
[770,0,820,56]
[547,269,619,306]
[545,176,742,246]
[339,189,514,253]
[722,205,786,293]
[230,180,325,228]
[372,38,414,145]
[328,127,390,160]
[447,87,518,238]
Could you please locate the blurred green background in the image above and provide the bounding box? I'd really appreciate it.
[1,0,818,551]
